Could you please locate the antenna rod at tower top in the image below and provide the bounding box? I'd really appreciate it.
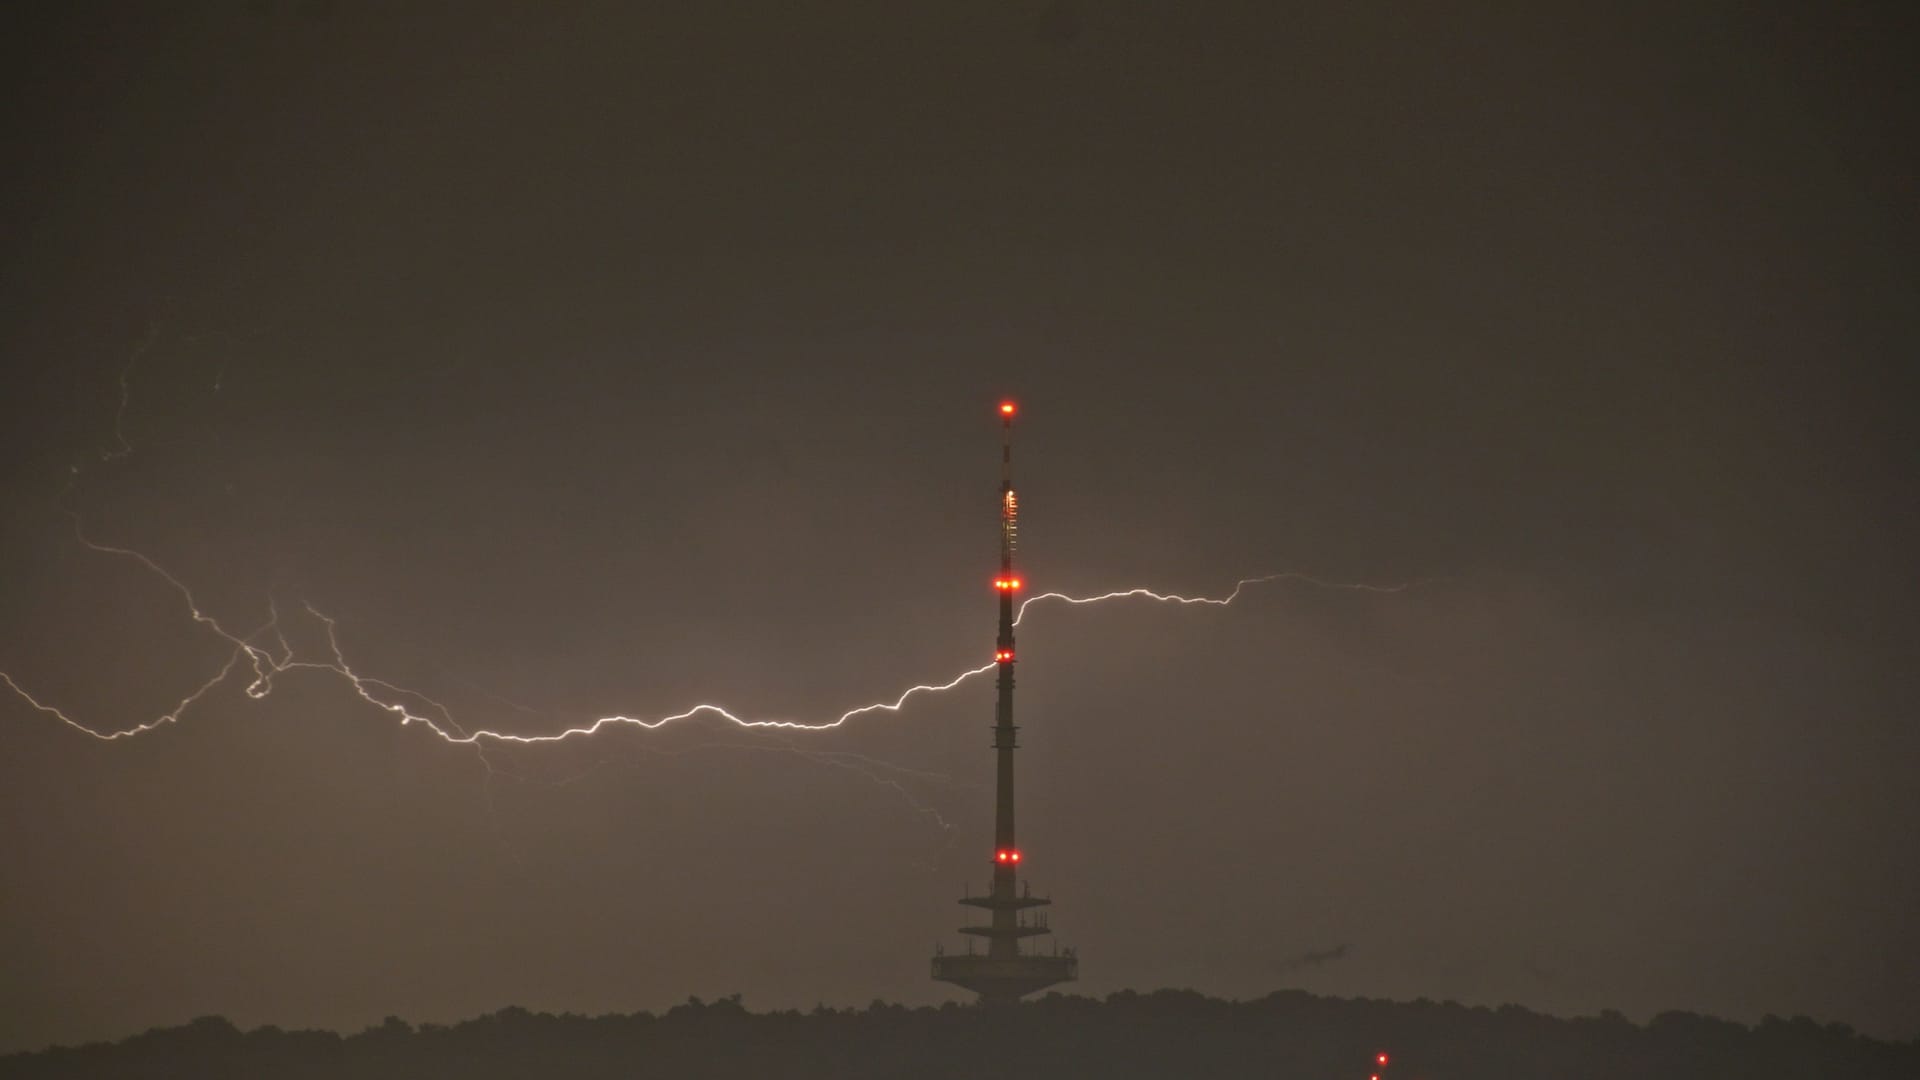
[999,400,1017,565]
[999,399,1015,487]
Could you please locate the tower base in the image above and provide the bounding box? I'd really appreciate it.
[931,953,1077,1003]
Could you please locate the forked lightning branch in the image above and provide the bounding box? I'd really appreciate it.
[1,402,1411,752]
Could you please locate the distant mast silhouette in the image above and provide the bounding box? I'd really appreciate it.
[931,400,1077,1003]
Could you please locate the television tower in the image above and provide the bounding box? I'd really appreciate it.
[931,400,1078,1004]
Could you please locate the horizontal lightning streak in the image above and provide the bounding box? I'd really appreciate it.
[1013,572,1412,625]
[443,662,1002,745]
[2,537,1413,748]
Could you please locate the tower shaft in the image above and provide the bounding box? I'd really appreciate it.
[931,402,1076,1003]
[991,414,1019,955]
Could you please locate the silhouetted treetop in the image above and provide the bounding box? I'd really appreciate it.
[5,990,1914,1080]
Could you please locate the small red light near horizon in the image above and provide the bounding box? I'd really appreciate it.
[1377,1053,1389,1065]
[999,402,1016,416]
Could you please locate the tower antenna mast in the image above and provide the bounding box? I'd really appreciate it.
[931,400,1078,1004]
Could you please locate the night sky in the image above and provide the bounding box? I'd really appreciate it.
[2,1,1915,1052]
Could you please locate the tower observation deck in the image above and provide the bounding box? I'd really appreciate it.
[931,401,1078,1004]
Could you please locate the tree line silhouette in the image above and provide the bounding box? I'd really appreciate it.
[5,989,1914,1079]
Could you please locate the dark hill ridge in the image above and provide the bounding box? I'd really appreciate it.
[5,990,1915,1079]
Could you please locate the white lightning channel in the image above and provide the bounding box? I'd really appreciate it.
[13,332,1422,757]
[1013,572,1415,625]
[2,532,1414,748]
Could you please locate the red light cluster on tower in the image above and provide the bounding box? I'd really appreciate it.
[993,577,1023,591]
[995,649,1014,663]
[994,849,1022,863]
[999,401,1017,416]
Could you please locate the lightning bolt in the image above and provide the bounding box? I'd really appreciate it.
[1013,572,1416,624]
[1,528,1418,749]
[12,329,1422,756]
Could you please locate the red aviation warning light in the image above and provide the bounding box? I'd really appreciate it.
[932,391,1077,1002]
[1377,1053,1389,1066]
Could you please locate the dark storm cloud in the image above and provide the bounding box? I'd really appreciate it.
[1,0,1915,1054]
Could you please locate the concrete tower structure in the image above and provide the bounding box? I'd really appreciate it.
[931,401,1077,1004]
